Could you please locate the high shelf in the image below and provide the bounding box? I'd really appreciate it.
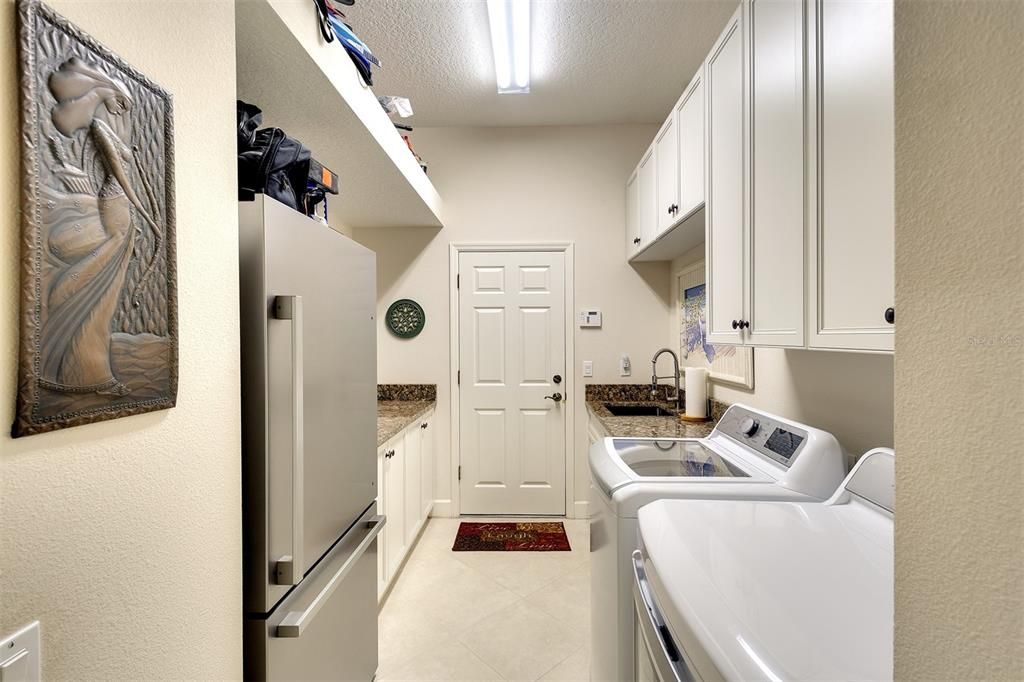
[235,0,444,230]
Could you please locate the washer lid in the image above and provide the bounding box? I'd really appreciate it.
[638,497,893,682]
[612,439,752,478]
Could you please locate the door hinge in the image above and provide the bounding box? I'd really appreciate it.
[456,274,460,289]
[457,370,460,385]
[458,465,462,481]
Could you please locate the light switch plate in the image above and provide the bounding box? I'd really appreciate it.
[582,360,593,377]
[0,622,40,682]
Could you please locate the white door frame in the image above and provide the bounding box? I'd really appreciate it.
[449,242,576,517]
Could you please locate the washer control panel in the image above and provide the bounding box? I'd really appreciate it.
[715,406,809,468]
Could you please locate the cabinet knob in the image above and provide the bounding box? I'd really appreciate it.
[633,237,641,244]
[884,307,895,324]
[732,319,739,330]
[421,422,428,429]
[740,320,750,329]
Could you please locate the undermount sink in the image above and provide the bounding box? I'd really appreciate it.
[603,403,677,417]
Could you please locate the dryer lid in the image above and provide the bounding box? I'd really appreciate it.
[638,496,893,682]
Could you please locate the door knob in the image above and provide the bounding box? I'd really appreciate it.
[544,393,563,403]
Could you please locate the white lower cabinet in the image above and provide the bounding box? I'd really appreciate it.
[377,407,435,601]
[420,414,434,519]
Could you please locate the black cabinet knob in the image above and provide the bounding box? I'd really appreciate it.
[732,320,740,330]
[884,307,895,324]
[741,320,750,329]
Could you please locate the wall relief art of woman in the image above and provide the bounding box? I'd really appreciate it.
[14,0,177,437]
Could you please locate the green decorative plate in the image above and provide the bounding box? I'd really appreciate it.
[385,299,426,338]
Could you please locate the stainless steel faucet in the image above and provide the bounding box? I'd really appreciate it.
[651,348,681,407]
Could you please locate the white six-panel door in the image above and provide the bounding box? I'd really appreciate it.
[458,251,567,515]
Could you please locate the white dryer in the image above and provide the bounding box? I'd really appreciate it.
[632,448,894,681]
[589,404,847,682]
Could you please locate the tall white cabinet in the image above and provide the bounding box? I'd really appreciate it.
[806,0,895,351]
[745,0,807,347]
[705,8,746,345]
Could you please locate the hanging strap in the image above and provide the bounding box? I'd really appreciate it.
[313,0,335,42]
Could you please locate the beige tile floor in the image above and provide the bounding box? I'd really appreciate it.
[377,517,591,682]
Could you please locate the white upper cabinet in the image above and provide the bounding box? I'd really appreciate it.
[676,70,705,220]
[655,116,680,234]
[625,168,641,258]
[807,0,895,351]
[745,0,806,347]
[623,0,894,354]
[637,146,658,246]
[705,8,746,345]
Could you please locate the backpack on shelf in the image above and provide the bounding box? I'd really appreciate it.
[236,100,312,213]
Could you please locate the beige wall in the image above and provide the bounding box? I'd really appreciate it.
[0,1,242,679]
[355,124,665,516]
[894,0,1023,678]
[669,245,894,459]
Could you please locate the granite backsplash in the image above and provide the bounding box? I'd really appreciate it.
[377,384,437,401]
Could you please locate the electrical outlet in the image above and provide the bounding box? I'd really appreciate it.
[619,354,631,377]
[582,360,593,377]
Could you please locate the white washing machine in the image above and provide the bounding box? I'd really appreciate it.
[632,448,895,681]
[589,404,847,682]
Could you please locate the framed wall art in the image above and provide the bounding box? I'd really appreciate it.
[13,0,177,437]
[675,261,754,389]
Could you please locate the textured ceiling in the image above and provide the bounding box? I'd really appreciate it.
[346,0,739,126]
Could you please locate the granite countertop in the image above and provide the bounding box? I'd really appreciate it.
[586,400,717,439]
[584,384,727,440]
[377,400,435,446]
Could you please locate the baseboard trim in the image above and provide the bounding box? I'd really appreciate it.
[430,499,455,518]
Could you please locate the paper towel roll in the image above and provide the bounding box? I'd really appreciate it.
[684,368,708,419]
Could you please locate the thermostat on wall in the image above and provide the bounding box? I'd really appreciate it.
[578,309,602,328]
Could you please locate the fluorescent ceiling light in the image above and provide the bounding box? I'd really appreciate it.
[487,0,530,94]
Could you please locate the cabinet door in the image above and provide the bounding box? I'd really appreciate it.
[655,116,679,235]
[420,413,434,519]
[377,446,386,598]
[384,438,405,579]
[705,8,746,344]
[746,0,805,347]
[403,425,422,546]
[625,169,641,258]
[676,70,705,219]
[637,145,658,248]
[808,0,894,351]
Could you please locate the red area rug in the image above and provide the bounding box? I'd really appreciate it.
[451,522,571,552]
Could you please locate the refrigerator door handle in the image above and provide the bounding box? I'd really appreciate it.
[273,294,304,586]
[275,515,386,638]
